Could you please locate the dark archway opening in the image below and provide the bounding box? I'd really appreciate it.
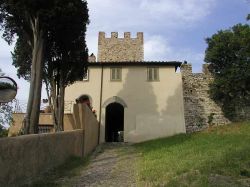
[105,103,124,142]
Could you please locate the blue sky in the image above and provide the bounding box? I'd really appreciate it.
[0,0,249,101]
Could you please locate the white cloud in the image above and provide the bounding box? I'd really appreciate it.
[86,30,98,55]
[0,41,13,59]
[166,48,205,72]
[144,34,204,71]
[86,0,216,34]
[144,35,172,61]
[140,0,215,24]
[86,0,216,59]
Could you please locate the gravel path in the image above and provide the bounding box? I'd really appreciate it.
[59,143,138,187]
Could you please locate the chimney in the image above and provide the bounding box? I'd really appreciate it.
[88,53,96,63]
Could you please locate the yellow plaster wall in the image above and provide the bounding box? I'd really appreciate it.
[65,66,186,143]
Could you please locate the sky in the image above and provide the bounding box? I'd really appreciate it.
[0,0,249,102]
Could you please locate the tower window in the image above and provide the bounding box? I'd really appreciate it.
[147,67,159,81]
[110,67,122,81]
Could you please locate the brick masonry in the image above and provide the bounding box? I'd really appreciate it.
[97,32,144,62]
[181,63,231,132]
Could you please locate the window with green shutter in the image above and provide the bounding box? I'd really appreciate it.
[110,67,122,81]
[147,67,159,81]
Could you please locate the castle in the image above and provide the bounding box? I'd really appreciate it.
[65,32,230,143]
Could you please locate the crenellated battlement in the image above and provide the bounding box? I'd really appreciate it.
[124,32,131,38]
[97,31,144,62]
[98,32,143,40]
[111,32,118,38]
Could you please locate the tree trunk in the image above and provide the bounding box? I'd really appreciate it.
[58,72,65,131]
[24,17,44,134]
[48,58,67,132]
[44,77,52,106]
[52,74,65,132]
[50,77,58,131]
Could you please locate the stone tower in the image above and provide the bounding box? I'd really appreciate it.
[97,32,144,62]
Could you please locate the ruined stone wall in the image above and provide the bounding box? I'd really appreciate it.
[97,32,144,62]
[181,63,230,132]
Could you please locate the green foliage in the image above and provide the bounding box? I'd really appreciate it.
[196,116,205,128]
[11,36,32,80]
[46,0,89,86]
[0,0,54,44]
[0,82,16,89]
[0,69,13,134]
[0,125,8,137]
[10,0,89,84]
[205,24,250,120]
[0,103,13,137]
[1,0,89,133]
[135,122,250,186]
[1,0,65,134]
[208,113,215,125]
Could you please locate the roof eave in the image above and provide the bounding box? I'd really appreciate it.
[88,61,182,69]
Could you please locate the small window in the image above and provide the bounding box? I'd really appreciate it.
[147,67,159,81]
[83,69,89,81]
[110,68,122,81]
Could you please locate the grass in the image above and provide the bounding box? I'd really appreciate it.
[30,156,90,187]
[135,122,250,186]
[27,123,250,186]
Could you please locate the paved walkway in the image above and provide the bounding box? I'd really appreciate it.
[58,143,138,187]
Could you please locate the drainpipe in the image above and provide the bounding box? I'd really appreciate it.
[98,65,104,144]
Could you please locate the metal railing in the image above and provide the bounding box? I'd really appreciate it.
[13,99,74,113]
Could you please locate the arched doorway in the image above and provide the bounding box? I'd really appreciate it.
[75,94,92,109]
[105,103,124,142]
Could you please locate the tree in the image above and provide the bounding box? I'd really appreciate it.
[1,0,89,133]
[205,24,250,120]
[0,0,54,134]
[45,0,89,131]
[9,0,89,131]
[0,125,8,137]
[0,69,13,137]
[0,103,12,134]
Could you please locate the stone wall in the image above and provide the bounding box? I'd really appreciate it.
[73,104,99,155]
[181,63,230,132]
[2,104,99,186]
[97,32,144,62]
[0,130,84,186]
